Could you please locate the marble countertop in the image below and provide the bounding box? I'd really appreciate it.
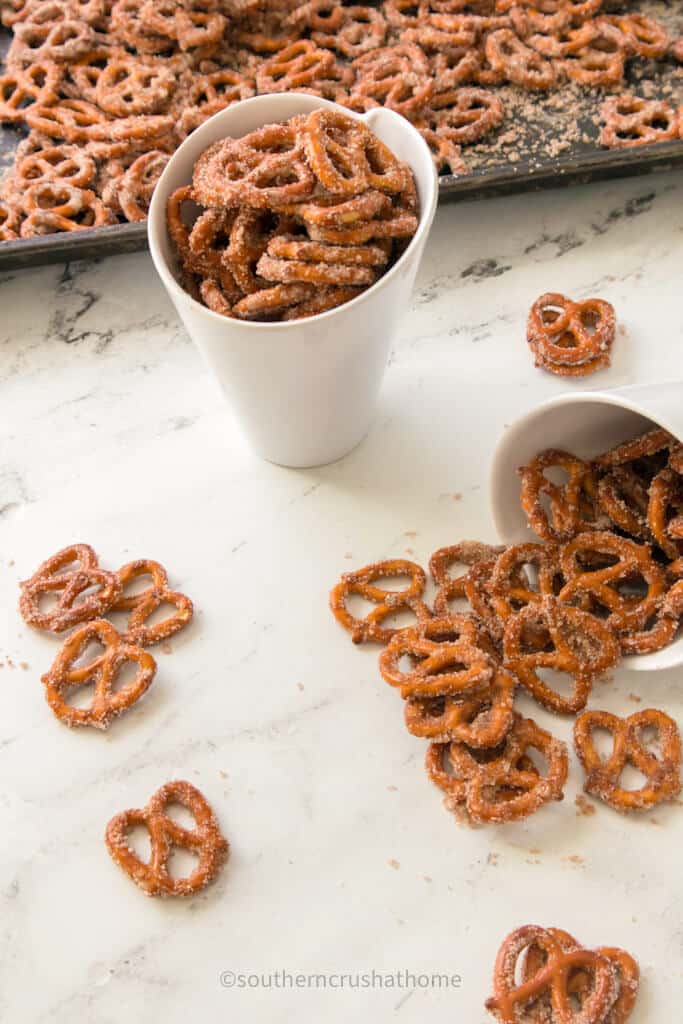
[1,170,682,1023]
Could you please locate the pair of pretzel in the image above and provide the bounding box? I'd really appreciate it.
[20,543,194,730]
[20,544,193,646]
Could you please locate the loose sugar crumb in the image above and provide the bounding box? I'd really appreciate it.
[575,795,596,817]
[388,859,401,871]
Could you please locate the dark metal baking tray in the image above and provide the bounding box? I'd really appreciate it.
[2,17,683,272]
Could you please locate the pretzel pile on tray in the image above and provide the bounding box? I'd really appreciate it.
[330,424,683,822]
[19,542,194,729]
[1,0,681,242]
[167,107,418,320]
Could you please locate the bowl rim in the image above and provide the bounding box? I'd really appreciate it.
[147,92,439,333]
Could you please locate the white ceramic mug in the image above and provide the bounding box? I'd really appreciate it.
[148,93,438,468]
[490,379,683,670]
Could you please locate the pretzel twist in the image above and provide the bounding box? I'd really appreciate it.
[503,595,620,714]
[527,292,615,371]
[426,711,568,824]
[379,614,495,698]
[330,559,431,644]
[113,559,193,646]
[558,531,673,654]
[19,542,121,632]
[405,664,516,747]
[519,449,600,542]
[105,780,229,896]
[519,929,640,1024]
[485,925,630,1024]
[574,708,682,812]
[41,618,156,729]
[600,94,678,149]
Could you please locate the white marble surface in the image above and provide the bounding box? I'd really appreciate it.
[1,170,683,1023]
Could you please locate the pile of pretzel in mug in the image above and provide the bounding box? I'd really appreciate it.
[1,0,682,243]
[331,425,683,826]
[167,108,418,320]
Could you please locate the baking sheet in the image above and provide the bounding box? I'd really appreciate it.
[1,6,682,272]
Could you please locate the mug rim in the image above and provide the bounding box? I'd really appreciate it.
[148,92,439,332]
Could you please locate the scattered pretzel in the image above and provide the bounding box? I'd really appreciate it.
[19,542,121,632]
[404,664,516,747]
[330,558,431,644]
[485,925,639,1023]
[105,780,229,896]
[574,708,682,812]
[520,929,640,1024]
[426,711,568,824]
[41,618,157,729]
[0,61,60,123]
[503,595,619,714]
[600,94,679,149]
[605,13,670,60]
[0,195,20,238]
[379,614,495,698]
[527,292,615,376]
[254,39,343,95]
[113,559,193,646]
[351,43,434,116]
[16,141,95,187]
[485,28,556,90]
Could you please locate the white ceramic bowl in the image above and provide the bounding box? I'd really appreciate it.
[148,93,438,468]
[490,380,683,671]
